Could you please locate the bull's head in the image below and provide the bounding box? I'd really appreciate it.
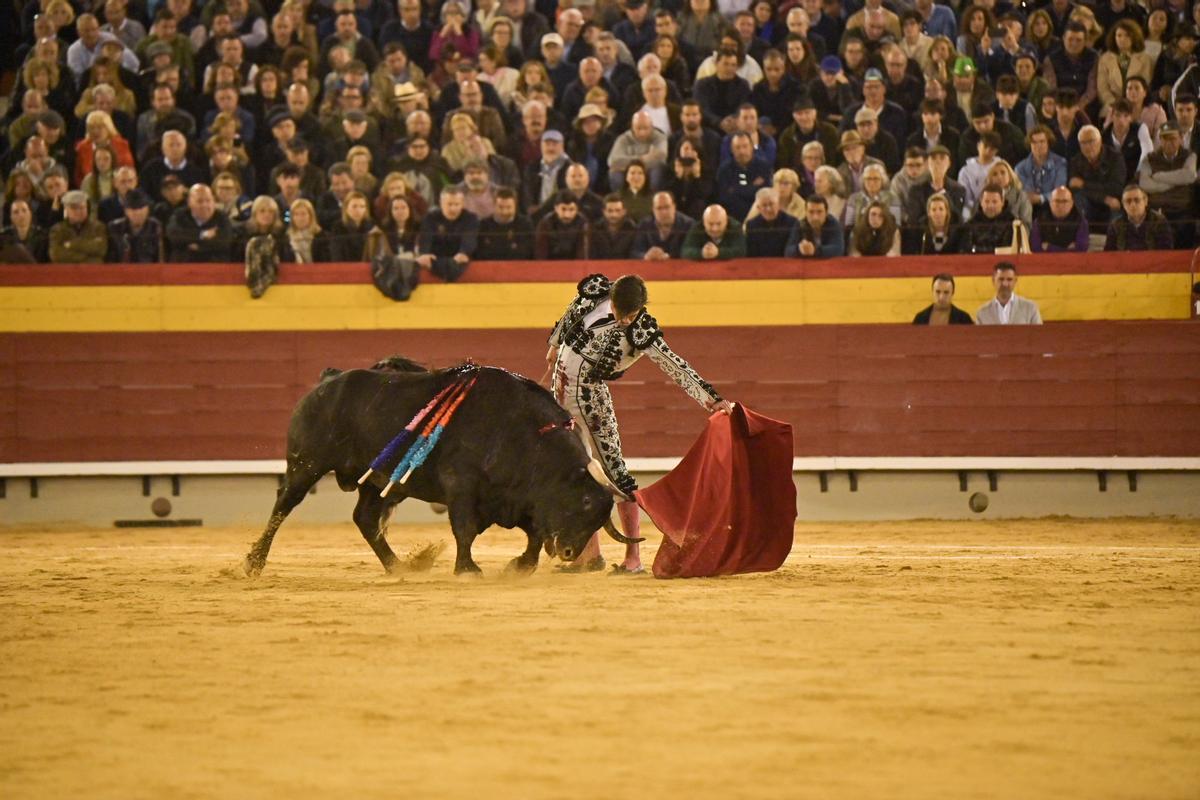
[543,460,643,561]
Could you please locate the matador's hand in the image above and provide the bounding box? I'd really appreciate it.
[711,400,734,415]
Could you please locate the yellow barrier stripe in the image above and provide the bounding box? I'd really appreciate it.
[0,274,1189,332]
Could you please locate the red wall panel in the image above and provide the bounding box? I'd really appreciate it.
[2,322,1199,462]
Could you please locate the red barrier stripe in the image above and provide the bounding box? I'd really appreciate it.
[0,251,1191,287]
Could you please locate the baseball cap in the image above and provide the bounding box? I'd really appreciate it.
[793,96,815,111]
[123,188,151,209]
[542,32,564,47]
[854,106,878,124]
[952,56,976,77]
[863,68,884,83]
[146,41,172,59]
[626,0,646,8]
[62,190,88,207]
[1160,120,1181,136]
[819,55,842,73]
[542,129,564,142]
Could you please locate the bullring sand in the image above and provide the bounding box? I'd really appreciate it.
[1,519,1197,799]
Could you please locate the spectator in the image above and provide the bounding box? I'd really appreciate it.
[1015,127,1069,212]
[718,104,777,170]
[282,198,329,263]
[588,194,638,259]
[417,186,480,280]
[140,130,207,201]
[372,195,420,257]
[534,191,588,259]
[1104,185,1174,250]
[613,159,654,223]
[785,195,845,257]
[813,164,847,223]
[608,111,669,189]
[966,183,1024,254]
[663,139,714,220]
[537,162,604,221]
[694,49,752,133]
[154,175,189,227]
[777,96,840,174]
[1098,20,1153,120]
[716,131,771,222]
[106,189,163,262]
[844,163,901,231]
[959,101,1028,168]
[476,188,535,260]
[326,191,374,261]
[959,130,1002,212]
[682,205,748,260]
[49,191,108,264]
[744,187,797,257]
[1137,121,1198,247]
[977,261,1043,324]
[890,148,929,228]
[236,196,286,261]
[521,129,570,215]
[1104,99,1153,183]
[912,274,974,324]
[568,103,616,191]
[919,193,967,255]
[852,105,900,175]
[849,201,901,256]
[1070,124,1127,226]
[907,100,961,172]
[632,191,694,260]
[1048,88,1087,160]
[987,160,1034,230]
[0,199,49,263]
[74,110,135,188]
[837,130,884,196]
[1043,22,1100,114]
[1031,186,1090,251]
[166,184,235,263]
[907,144,966,227]
[98,166,139,225]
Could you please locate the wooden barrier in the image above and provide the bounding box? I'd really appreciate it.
[2,322,1198,462]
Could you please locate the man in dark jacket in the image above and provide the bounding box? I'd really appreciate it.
[965,184,1020,254]
[1104,185,1175,250]
[1069,124,1126,225]
[717,132,772,222]
[786,196,845,257]
[745,187,798,257]
[587,195,637,259]
[476,188,535,260]
[912,274,974,324]
[107,189,163,262]
[631,191,693,259]
[166,185,234,263]
[416,186,480,280]
[533,192,588,259]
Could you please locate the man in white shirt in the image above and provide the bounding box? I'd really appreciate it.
[977,261,1044,324]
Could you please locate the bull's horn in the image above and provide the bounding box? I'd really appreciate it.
[603,516,644,545]
[587,459,630,501]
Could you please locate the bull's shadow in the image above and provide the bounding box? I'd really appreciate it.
[243,357,635,577]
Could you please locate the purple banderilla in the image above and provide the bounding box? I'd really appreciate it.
[357,379,463,486]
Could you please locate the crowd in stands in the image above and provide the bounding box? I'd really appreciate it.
[1,0,1196,270]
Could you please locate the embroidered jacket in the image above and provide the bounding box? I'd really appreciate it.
[548,273,723,410]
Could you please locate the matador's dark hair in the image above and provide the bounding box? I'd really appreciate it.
[611,274,648,318]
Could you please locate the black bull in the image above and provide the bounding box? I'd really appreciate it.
[243,358,631,576]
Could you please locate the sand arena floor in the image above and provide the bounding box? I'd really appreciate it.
[0,518,1197,800]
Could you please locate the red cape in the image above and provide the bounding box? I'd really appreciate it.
[636,405,796,579]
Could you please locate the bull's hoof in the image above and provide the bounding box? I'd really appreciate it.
[242,557,263,578]
[454,561,483,576]
[505,557,538,575]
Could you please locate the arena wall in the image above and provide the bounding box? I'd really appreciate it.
[2,253,1198,522]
